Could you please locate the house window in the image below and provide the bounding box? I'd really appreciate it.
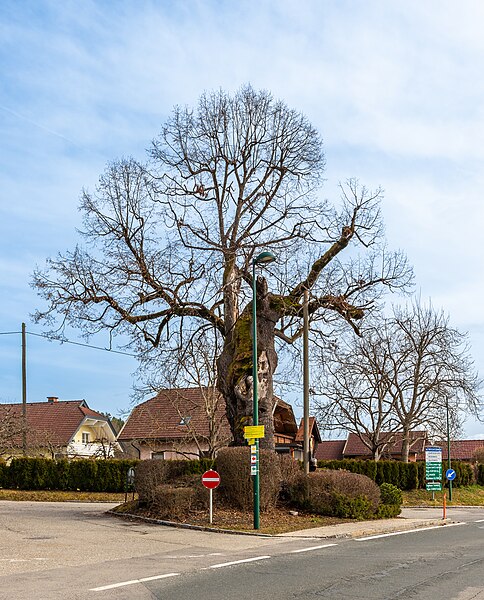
[82,432,90,444]
[152,451,165,460]
[179,416,192,426]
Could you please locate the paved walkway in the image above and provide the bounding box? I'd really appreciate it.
[277,505,479,538]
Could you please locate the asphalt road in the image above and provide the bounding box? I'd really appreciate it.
[0,501,483,599]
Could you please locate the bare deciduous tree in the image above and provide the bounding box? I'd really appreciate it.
[32,85,412,450]
[316,302,482,461]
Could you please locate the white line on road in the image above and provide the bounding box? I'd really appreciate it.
[291,543,338,553]
[475,519,484,523]
[90,573,179,591]
[207,556,271,569]
[355,522,466,541]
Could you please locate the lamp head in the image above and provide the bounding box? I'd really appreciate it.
[253,251,276,265]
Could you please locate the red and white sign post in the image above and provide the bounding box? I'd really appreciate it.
[201,470,221,524]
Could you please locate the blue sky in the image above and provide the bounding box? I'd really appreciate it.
[1,0,483,436]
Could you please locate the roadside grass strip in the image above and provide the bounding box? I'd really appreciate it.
[354,522,466,541]
[90,573,179,591]
[207,556,272,569]
[291,543,338,553]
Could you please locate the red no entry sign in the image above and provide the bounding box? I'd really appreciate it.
[202,470,221,490]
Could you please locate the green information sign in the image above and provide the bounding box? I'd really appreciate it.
[425,463,442,480]
[426,481,442,491]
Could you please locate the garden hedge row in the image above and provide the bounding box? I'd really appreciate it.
[0,457,138,492]
[317,459,475,490]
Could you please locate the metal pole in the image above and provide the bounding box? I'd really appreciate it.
[446,397,452,501]
[21,322,27,456]
[252,259,260,530]
[303,289,310,474]
[209,489,213,524]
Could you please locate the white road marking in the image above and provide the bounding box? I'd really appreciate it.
[165,553,224,559]
[207,556,271,569]
[474,519,484,523]
[355,522,466,541]
[0,558,47,562]
[90,573,179,591]
[291,543,338,553]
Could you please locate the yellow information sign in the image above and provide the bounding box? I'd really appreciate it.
[243,425,265,439]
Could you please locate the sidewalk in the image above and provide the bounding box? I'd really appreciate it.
[277,506,459,539]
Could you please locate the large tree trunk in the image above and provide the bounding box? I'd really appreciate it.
[217,278,279,450]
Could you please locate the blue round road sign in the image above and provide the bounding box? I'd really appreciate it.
[446,468,456,481]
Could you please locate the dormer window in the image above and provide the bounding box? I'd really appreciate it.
[179,416,191,426]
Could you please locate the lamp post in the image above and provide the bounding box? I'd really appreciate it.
[252,251,276,530]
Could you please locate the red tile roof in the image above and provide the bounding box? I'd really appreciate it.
[425,440,484,461]
[118,387,231,441]
[118,388,299,443]
[315,440,346,461]
[344,431,427,457]
[0,400,111,446]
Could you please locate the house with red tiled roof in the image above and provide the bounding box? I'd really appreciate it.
[314,439,346,461]
[343,431,428,462]
[118,388,320,460]
[314,431,428,462]
[418,439,484,463]
[0,397,118,460]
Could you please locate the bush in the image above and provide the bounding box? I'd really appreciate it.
[376,503,402,518]
[150,483,208,520]
[289,470,381,520]
[477,464,484,486]
[0,458,8,488]
[278,454,303,502]
[379,482,403,506]
[3,457,138,492]
[134,459,214,503]
[216,447,281,512]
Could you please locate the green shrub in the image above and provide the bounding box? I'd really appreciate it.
[289,470,380,520]
[379,482,403,506]
[216,446,281,512]
[376,503,401,518]
[477,464,484,486]
[0,458,8,488]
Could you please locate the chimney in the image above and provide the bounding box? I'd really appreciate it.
[47,396,59,403]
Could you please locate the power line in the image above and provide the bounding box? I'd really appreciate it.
[0,329,137,357]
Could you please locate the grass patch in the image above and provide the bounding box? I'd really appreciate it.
[403,485,484,507]
[0,489,132,503]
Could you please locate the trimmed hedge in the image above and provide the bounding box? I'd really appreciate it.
[0,457,138,492]
[318,459,477,489]
[135,458,215,503]
[478,464,484,486]
[288,470,381,520]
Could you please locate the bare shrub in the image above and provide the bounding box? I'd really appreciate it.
[216,447,281,511]
[150,484,208,519]
[279,454,303,501]
[134,460,168,503]
[473,446,484,464]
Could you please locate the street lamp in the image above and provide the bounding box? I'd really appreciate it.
[252,251,276,530]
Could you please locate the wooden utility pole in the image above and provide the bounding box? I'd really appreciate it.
[21,322,27,455]
[303,289,310,474]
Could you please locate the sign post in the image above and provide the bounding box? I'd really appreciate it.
[425,447,442,497]
[202,470,221,524]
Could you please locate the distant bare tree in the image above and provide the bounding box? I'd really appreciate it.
[316,302,482,462]
[32,85,413,450]
[314,326,400,460]
[0,406,26,459]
